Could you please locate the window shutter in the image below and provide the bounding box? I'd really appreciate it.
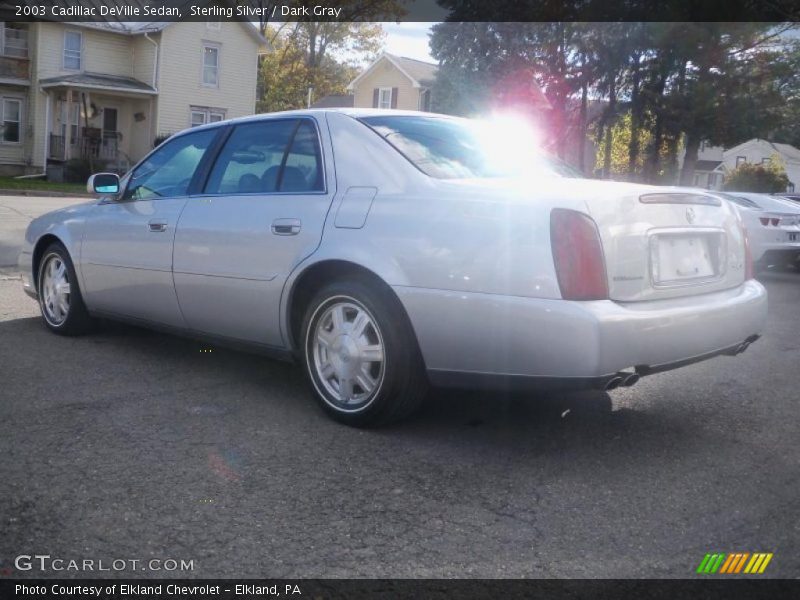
[372,88,379,108]
[391,87,398,109]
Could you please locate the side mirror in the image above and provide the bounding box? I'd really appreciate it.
[87,172,120,195]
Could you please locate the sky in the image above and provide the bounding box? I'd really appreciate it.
[382,23,435,63]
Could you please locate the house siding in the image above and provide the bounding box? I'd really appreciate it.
[156,21,258,136]
[132,33,158,88]
[353,59,421,111]
[37,23,134,80]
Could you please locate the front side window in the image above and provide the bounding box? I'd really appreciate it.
[63,31,82,70]
[202,44,219,86]
[2,98,20,142]
[361,115,584,180]
[124,128,217,200]
[205,119,323,194]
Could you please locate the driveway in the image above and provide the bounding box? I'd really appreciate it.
[1,195,798,578]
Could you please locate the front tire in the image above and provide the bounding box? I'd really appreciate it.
[37,243,94,335]
[301,279,427,427]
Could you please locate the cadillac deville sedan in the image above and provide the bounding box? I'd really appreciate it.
[20,109,767,426]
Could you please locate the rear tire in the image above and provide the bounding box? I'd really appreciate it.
[37,243,94,336]
[300,278,427,427]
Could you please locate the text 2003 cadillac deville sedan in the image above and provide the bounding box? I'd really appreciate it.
[20,109,767,426]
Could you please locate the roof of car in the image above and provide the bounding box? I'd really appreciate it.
[181,109,461,136]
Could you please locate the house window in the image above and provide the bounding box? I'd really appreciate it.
[378,88,392,109]
[736,156,746,167]
[190,107,226,127]
[419,89,431,112]
[761,157,771,165]
[63,31,82,70]
[202,44,219,86]
[0,23,28,58]
[1,97,21,143]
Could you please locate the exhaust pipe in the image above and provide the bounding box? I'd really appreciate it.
[604,371,640,391]
[621,373,640,387]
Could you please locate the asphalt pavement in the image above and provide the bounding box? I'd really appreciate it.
[1,195,798,578]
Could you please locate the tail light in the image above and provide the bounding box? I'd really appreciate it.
[743,226,754,280]
[759,217,770,226]
[550,208,608,300]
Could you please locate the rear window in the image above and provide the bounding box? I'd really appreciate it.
[360,115,583,180]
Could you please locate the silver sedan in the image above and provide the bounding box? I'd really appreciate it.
[19,109,767,426]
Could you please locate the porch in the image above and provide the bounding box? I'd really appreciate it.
[40,73,157,175]
[49,130,122,164]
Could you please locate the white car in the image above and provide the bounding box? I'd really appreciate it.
[19,110,768,425]
[715,191,800,269]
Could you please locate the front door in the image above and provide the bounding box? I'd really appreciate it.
[80,127,220,326]
[101,107,118,159]
[173,117,334,346]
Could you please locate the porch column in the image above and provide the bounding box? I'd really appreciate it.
[64,88,73,161]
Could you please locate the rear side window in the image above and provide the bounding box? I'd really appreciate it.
[360,115,583,180]
[204,119,324,194]
[124,128,217,200]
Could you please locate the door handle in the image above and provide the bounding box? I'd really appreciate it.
[271,218,301,236]
[148,220,168,232]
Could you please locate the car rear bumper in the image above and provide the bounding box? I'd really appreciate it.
[751,240,800,263]
[394,280,767,386]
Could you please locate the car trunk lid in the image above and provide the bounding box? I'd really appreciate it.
[582,187,747,302]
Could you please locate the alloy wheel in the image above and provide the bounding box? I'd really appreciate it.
[41,254,71,325]
[311,299,385,411]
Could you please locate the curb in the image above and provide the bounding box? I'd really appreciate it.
[0,188,91,198]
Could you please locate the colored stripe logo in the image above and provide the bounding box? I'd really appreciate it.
[696,553,773,574]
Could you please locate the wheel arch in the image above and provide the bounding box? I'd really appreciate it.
[32,234,68,292]
[283,259,423,364]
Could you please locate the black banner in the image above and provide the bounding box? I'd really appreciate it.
[0,0,799,23]
[2,579,800,600]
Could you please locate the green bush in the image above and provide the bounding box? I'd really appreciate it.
[723,158,789,193]
[153,133,172,148]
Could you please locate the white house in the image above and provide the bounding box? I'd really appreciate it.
[347,52,437,112]
[721,139,800,192]
[683,138,800,192]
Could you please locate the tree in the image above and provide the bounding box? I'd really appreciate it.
[723,156,789,192]
[257,22,384,112]
[430,19,800,183]
[256,0,401,112]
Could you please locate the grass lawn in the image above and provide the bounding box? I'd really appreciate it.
[0,176,87,194]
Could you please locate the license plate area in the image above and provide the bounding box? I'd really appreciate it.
[649,230,726,287]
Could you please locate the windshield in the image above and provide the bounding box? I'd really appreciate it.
[728,192,800,213]
[714,192,760,210]
[360,115,584,180]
